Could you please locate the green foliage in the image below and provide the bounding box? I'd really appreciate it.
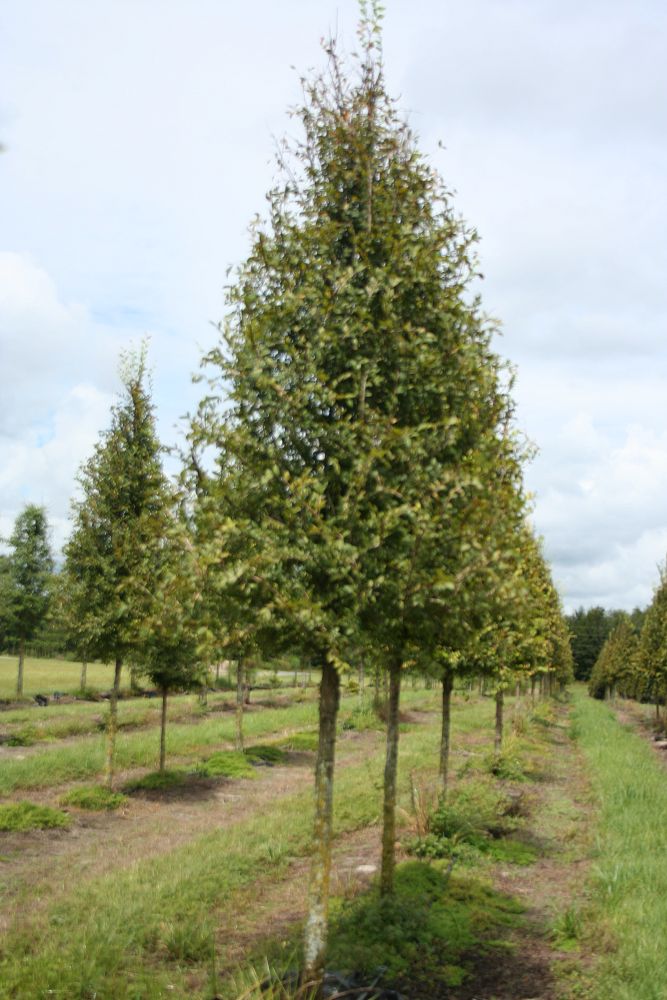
[485,734,528,781]
[195,751,256,779]
[589,616,640,700]
[3,505,54,645]
[566,606,619,681]
[341,702,384,732]
[5,726,37,747]
[60,785,128,811]
[0,801,70,832]
[62,346,173,667]
[409,777,521,859]
[123,769,187,792]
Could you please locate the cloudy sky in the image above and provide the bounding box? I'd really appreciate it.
[1,0,666,612]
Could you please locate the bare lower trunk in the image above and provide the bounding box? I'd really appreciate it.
[514,680,521,700]
[16,637,25,697]
[235,661,245,751]
[530,675,536,705]
[215,662,220,684]
[656,699,661,722]
[159,686,168,771]
[130,666,138,692]
[303,658,340,986]
[358,662,365,702]
[380,660,402,897]
[439,669,454,797]
[494,688,504,755]
[80,660,87,691]
[104,658,122,789]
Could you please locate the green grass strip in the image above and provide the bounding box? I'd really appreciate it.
[571,690,667,999]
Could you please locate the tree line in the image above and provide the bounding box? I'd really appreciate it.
[0,4,573,987]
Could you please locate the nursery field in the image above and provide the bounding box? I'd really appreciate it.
[0,655,125,699]
[1,684,665,999]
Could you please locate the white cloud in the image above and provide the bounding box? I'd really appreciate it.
[2,0,667,611]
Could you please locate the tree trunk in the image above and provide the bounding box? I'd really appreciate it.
[656,699,661,723]
[494,688,504,755]
[514,680,521,700]
[16,637,25,697]
[80,659,87,691]
[303,658,340,986]
[159,686,168,771]
[358,662,365,702]
[130,666,138,692]
[439,669,454,797]
[373,666,381,709]
[380,660,402,897]
[104,658,122,789]
[235,661,245,751]
[215,662,220,684]
[530,675,536,705]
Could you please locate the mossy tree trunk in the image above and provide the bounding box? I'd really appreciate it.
[494,688,504,755]
[159,685,168,771]
[439,668,454,797]
[16,637,25,697]
[235,660,245,751]
[380,659,402,897]
[303,658,340,985]
[104,657,122,789]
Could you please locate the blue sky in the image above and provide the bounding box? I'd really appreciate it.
[2,0,667,612]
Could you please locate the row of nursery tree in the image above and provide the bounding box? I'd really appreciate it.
[0,6,573,984]
[589,567,667,712]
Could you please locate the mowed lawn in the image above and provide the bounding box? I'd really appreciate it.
[0,654,124,698]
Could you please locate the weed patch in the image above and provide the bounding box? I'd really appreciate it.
[196,751,257,779]
[123,769,188,792]
[60,785,128,811]
[245,744,287,765]
[326,862,525,990]
[0,801,70,832]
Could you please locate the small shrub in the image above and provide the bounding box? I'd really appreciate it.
[60,785,127,811]
[484,733,528,781]
[196,751,256,779]
[124,769,187,792]
[0,801,70,832]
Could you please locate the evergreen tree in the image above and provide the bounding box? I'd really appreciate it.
[63,348,172,787]
[5,505,54,695]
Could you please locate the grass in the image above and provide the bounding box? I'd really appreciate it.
[0,689,444,796]
[60,785,128,811]
[0,698,491,999]
[571,688,667,998]
[326,864,525,989]
[0,654,132,699]
[196,751,257,779]
[0,801,71,831]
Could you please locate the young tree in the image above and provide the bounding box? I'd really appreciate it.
[191,2,533,972]
[135,516,203,771]
[5,505,54,696]
[63,348,172,788]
